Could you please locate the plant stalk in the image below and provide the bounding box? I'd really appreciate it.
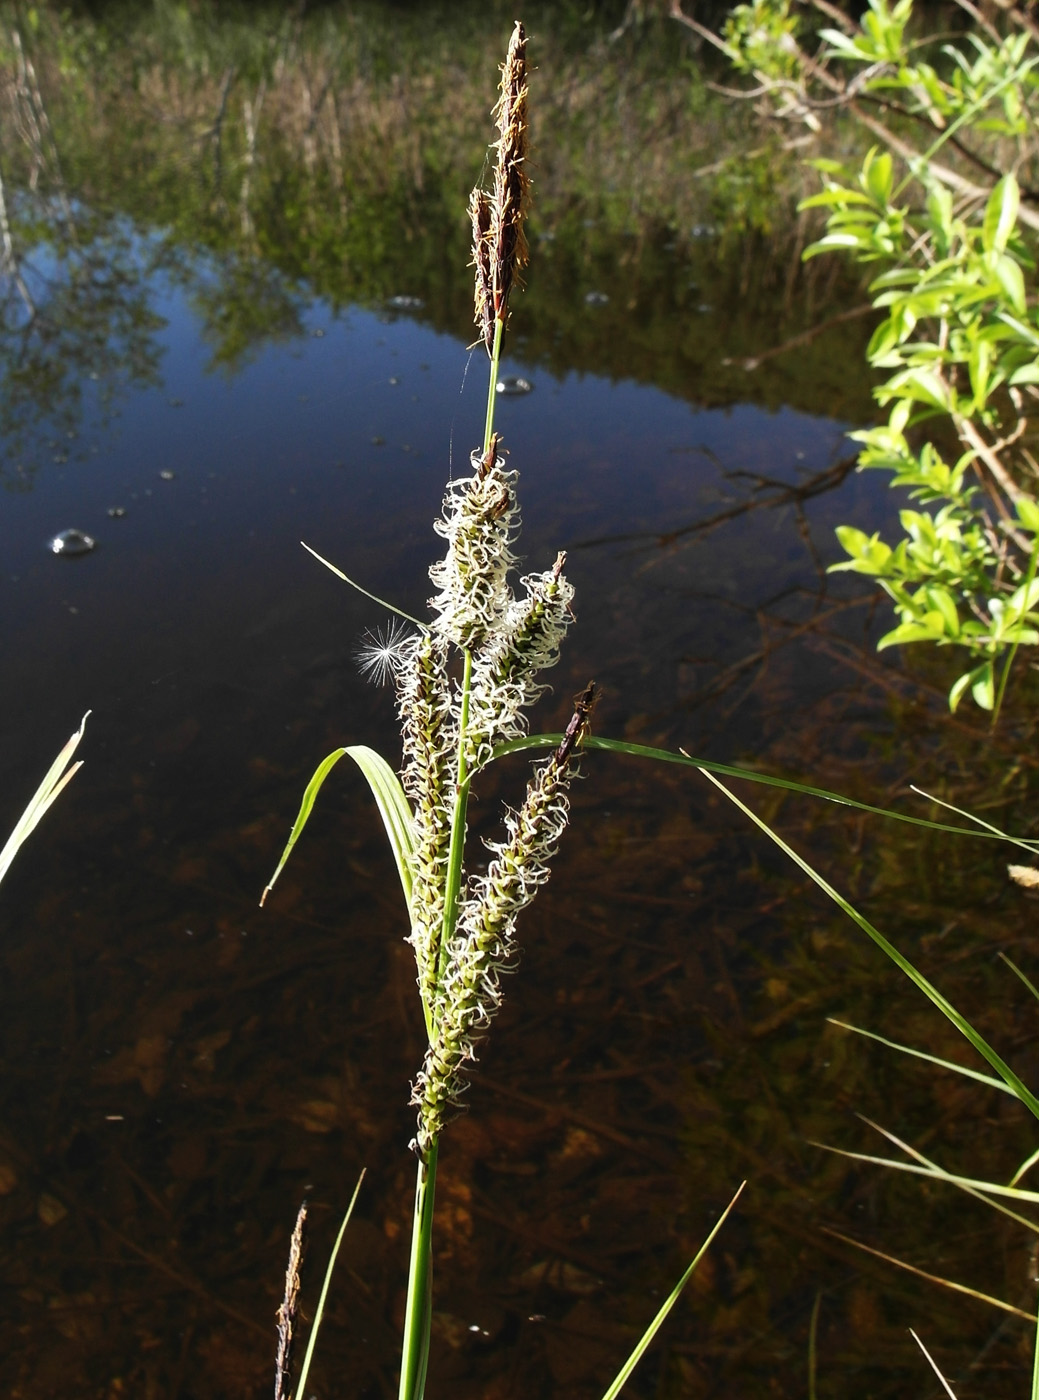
[436,648,473,995]
[482,317,504,454]
[397,1142,439,1400]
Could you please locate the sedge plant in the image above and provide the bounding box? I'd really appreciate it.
[263,24,744,1399]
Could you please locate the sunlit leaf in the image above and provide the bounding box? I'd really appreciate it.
[261,746,414,913]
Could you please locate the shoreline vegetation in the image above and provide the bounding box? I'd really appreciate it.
[0,0,878,448]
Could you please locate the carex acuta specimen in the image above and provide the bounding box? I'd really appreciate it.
[264,23,594,1400]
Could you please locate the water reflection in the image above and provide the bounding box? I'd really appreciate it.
[1,5,1037,1400]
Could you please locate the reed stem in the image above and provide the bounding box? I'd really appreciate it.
[397,1142,439,1400]
[482,316,504,455]
[436,648,473,997]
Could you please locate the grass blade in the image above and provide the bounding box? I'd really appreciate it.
[910,784,1039,856]
[699,768,1039,1124]
[491,734,1037,847]
[343,745,416,908]
[0,712,89,886]
[1000,953,1039,1004]
[823,1227,1037,1321]
[261,745,414,911]
[812,1135,1039,1229]
[301,541,427,628]
[827,1019,1010,1093]
[1010,1145,1039,1189]
[910,1329,959,1398]
[598,1182,744,1400]
[294,1171,366,1400]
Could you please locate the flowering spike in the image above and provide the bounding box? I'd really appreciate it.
[428,443,519,650]
[412,738,579,1155]
[490,21,530,330]
[469,186,495,356]
[397,629,456,1011]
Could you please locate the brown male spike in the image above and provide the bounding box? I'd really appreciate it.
[490,21,530,334]
[469,186,495,355]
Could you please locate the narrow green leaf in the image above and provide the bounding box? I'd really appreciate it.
[699,769,1039,1125]
[1009,1144,1039,1189]
[855,1117,1039,1233]
[818,1144,1039,1206]
[599,1184,744,1400]
[490,734,1039,846]
[0,712,90,886]
[999,953,1039,1005]
[294,1172,366,1400]
[824,1225,1037,1321]
[827,1019,1009,1093]
[262,750,351,906]
[261,746,414,912]
[301,541,427,628]
[344,745,416,909]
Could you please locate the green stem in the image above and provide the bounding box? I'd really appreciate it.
[482,316,504,455]
[399,313,504,1400]
[436,649,473,997]
[397,1141,439,1400]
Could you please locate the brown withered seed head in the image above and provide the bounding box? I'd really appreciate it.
[469,186,495,356]
[490,21,530,330]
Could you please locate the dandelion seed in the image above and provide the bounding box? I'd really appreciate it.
[356,619,414,686]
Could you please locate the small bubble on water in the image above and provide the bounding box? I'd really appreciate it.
[584,290,609,307]
[496,375,533,397]
[49,529,96,558]
[107,506,127,518]
[159,469,175,481]
[386,294,424,311]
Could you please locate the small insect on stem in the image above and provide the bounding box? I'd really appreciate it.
[555,681,597,768]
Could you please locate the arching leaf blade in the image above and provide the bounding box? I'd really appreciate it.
[344,744,415,909]
[261,745,415,912]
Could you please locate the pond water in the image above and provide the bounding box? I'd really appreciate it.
[2,5,1038,1399]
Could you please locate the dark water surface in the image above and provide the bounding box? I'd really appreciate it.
[2,6,1039,1399]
